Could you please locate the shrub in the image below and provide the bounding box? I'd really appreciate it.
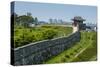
[42,29,57,39]
[65,55,70,58]
[61,57,66,62]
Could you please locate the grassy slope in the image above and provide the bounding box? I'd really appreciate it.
[44,31,97,64]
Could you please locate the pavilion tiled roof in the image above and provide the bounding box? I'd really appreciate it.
[72,16,85,21]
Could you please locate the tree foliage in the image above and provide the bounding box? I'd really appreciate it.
[13,12,38,27]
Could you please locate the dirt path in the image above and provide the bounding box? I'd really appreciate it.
[74,47,86,58]
[74,44,91,58]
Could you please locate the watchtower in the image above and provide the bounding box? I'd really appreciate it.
[72,16,86,33]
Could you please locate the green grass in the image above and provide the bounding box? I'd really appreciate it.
[44,31,97,64]
[72,38,97,62]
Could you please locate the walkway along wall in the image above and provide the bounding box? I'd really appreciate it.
[12,31,81,65]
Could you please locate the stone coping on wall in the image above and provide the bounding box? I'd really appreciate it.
[14,32,75,51]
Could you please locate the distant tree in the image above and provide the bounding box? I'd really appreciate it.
[17,14,34,27]
[13,12,40,27]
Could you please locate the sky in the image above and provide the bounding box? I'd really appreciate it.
[14,1,97,24]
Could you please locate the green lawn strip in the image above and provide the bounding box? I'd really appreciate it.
[72,41,97,62]
[89,55,97,61]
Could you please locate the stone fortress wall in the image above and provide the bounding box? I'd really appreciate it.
[13,31,81,65]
